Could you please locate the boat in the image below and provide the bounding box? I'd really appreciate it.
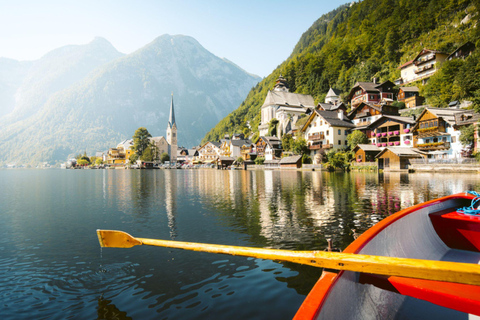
[294,192,480,319]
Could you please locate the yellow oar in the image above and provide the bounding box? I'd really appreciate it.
[96,229,480,286]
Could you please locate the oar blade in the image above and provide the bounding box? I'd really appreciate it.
[96,230,142,248]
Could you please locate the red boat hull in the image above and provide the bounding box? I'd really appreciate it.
[295,193,480,319]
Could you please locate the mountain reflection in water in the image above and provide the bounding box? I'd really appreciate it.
[0,169,477,319]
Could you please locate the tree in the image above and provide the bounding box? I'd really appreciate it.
[160,152,170,163]
[460,124,475,147]
[77,159,89,166]
[141,142,158,161]
[95,158,104,165]
[346,131,369,150]
[268,118,279,136]
[129,153,139,164]
[281,134,294,152]
[292,136,308,155]
[132,127,152,158]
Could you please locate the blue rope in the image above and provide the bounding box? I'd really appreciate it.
[457,191,480,215]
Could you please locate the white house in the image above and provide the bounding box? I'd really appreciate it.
[300,109,356,162]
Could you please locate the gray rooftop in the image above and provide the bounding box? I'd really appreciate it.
[262,90,315,109]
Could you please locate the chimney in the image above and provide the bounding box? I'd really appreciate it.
[337,110,344,120]
[373,77,377,84]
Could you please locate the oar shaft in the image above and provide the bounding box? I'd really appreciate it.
[96,230,480,286]
[137,237,480,286]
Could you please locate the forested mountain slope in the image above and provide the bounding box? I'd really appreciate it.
[203,0,480,143]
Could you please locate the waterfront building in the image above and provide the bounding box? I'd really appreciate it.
[397,49,448,85]
[300,109,355,161]
[367,115,416,148]
[412,107,476,159]
[255,136,282,160]
[107,139,134,164]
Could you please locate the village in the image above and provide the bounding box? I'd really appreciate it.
[73,42,480,172]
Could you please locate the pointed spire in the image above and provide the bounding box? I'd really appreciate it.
[168,92,176,128]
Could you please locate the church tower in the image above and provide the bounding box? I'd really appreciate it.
[166,93,177,162]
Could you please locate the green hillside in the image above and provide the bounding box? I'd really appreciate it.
[203,0,480,144]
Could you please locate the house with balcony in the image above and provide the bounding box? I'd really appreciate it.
[197,141,222,163]
[220,133,254,161]
[107,139,134,164]
[411,107,475,159]
[368,115,416,148]
[301,109,356,159]
[348,102,400,133]
[258,75,315,137]
[412,49,448,84]
[255,136,282,161]
[348,80,395,108]
[397,86,424,109]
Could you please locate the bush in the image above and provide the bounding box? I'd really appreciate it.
[236,157,244,163]
[255,157,265,165]
[302,154,312,164]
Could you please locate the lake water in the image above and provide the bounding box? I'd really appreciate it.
[0,169,478,320]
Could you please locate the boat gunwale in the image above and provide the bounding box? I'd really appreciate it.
[294,192,475,320]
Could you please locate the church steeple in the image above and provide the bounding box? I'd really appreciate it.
[168,93,176,129]
[166,93,177,162]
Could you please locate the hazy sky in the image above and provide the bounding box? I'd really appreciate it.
[0,0,349,77]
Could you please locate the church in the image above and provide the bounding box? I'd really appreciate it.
[151,94,178,162]
[258,75,315,137]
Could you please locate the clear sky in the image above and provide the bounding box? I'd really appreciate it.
[0,0,349,77]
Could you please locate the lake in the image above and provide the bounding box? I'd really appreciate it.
[0,169,478,319]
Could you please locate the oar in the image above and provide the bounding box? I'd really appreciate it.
[96,229,480,286]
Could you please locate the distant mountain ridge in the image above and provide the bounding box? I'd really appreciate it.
[0,35,260,165]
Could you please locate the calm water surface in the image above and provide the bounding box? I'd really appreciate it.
[0,169,479,319]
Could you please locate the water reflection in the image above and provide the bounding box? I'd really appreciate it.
[2,169,480,319]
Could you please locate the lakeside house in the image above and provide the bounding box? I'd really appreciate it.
[300,109,355,163]
[412,107,479,159]
[367,115,416,147]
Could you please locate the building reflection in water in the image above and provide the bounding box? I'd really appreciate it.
[100,170,480,253]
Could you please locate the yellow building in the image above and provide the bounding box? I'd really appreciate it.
[107,139,134,164]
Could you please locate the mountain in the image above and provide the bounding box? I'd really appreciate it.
[0,37,124,125]
[203,0,480,144]
[0,35,260,165]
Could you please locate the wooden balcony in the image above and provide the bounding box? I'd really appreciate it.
[308,133,325,141]
[415,64,434,74]
[417,127,446,138]
[416,141,450,151]
[309,144,333,150]
[415,55,435,66]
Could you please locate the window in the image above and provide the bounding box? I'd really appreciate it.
[326,130,329,136]
[345,130,348,135]
[358,155,362,160]
[345,140,348,145]
[338,140,342,145]
[338,129,341,135]
[434,120,438,126]
[452,136,456,143]
[314,122,316,127]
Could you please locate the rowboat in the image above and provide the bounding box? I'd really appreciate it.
[294,192,480,319]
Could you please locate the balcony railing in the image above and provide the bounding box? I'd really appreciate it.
[308,143,333,150]
[308,134,325,141]
[416,141,450,151]
[417,126,445,138]
[415,64,434,74]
